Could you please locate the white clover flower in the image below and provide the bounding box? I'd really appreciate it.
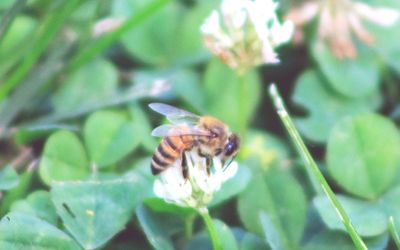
[201,0,293,74]
[286,0,400,59]
[153,150,238,210]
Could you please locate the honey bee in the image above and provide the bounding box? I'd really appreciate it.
[149,103,240,179]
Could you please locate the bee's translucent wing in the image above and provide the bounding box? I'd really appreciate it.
[149,103,200,124]
[151,124,212,137]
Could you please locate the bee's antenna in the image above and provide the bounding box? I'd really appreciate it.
[223,156,236,172]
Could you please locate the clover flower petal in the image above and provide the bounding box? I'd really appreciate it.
[153,150,238,210]
[201,0,293,74]
[287,0,400,59]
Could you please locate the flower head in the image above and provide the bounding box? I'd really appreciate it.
[286,0,400,59]
[153,150,238,210]
[201,0,293,74]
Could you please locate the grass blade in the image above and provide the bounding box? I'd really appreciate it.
[21,80,170,127]
[0,0,28,43]
[0,0,81,102]
[0,44,70,130]
[389,216,400,249]
[268,84,367,250]
[67,0,170,73]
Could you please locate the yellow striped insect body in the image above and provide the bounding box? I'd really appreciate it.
[149,103,240,179]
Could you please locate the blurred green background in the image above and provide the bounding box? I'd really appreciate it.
[0,0,400,249]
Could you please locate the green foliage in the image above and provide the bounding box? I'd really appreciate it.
[213,219,238,250]
[136,204,178,250]
[302,231,389,250]
[259,212,282,250]
[114,0,215,66]
[10,190,57,225]
[134,68,205,111]
[292,70,381,143]
[0,15,37,76]
[0,166,19,190]
[39,130,90,185]
[1,0,399,249]
[51,178,139,249]
[0,212,80,250]
[52,58,118,113]
[204,60,261,132]
[210,164,251,207]
[327,113,400,199]
[84,110,139,168]
[314,195,387,237]
[310,40,380,98]
[238,166,306,249]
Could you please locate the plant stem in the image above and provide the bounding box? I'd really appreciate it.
[199,208,222,250]
[184,215,195,240]
[389,216,400,249]
[268,84,367,250]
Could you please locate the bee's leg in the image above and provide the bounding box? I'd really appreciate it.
[205,157,211,175]
[197,149,211,175]
[181,151,188,180]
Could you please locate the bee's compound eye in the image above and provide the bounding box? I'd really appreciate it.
[224,142,236,156]
[224,134,240,156]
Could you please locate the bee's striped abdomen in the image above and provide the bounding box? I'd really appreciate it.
[151,137,182,175]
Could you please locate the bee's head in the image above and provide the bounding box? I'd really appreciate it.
[223,133,240,158]
[200,117,229,146]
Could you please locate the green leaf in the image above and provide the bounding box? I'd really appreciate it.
[368,22,400,73]
[364,0,400,73]
[84,110,140,168]
[238,167,306,248]
[0,171,33,215]
[213,219,239,250]
[0,212,80,250]
[52,58,118,113]
[313,195,387,237]
[292,70,381,143]
[185,232,213,250]
[241,130,290,167]
[123,157,156,201]
[204,60,261,132]
[128,104,158,153]
[143,198,195,217]
[310,40,380,98]
[171,70,205,112]
[302,231,389,250]
[210,164,251,207]
[136,204,176,250]
[327,113,400,199]
[114,0,214,66]
[39,130,90,185]
[381,185,400,226]
[134,68,205,112]
[0,166,19,190]
[115,1,181,65]
[234,229,269,250]
[260,212,283,250]
[51,177,139,250]
[10,190,57,225]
